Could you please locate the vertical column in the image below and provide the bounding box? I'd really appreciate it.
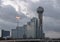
[16,16,20,38]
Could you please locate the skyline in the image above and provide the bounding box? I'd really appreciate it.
[0,0,60,38]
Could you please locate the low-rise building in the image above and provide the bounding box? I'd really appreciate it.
[0,29,10,38]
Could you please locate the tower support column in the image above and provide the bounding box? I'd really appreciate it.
[37,7,45,39]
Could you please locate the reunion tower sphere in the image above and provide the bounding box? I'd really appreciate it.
[37,7,44,14]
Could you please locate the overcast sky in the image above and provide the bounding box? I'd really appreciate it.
[0,0,60,38]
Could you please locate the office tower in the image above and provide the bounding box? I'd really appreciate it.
[11,29,17,38]
[23,25,27,39]
[27,21,33,38]
[27,17,38,38]
[17,26,26,38]
[27,18,36,38]
[31,17,38,38]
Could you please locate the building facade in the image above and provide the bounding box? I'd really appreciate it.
[11,26,27,38]
[11,29,17,38]
[0,30,10,38]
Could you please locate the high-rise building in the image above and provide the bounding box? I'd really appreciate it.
[27,18,36,38]
[23,25,27,39]
[31,17,38,38]
[11,29,17,38]
[17,26,26,38]
[11,25,27,39]
[26,17,39,38]
[27,21,34,38]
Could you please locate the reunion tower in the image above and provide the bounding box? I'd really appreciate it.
[36,7,45,39]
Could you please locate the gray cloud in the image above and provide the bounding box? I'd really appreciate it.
[43,16,60,32]
[0,5,30,30]
[0,0,1,4]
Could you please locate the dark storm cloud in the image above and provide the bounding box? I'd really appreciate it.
[43,16,60,33]
[0,5,17,30]
[41,0,60,33]
[22,0,60,19]
[44,5,60,19]
[0,5,30,30]
[0,5,30,23]
[0,5,18,23]
[25,0,60,19]
[40,0,60,20]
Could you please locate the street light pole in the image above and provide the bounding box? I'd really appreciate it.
[16,16,20,27]
[16,16,20,39]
